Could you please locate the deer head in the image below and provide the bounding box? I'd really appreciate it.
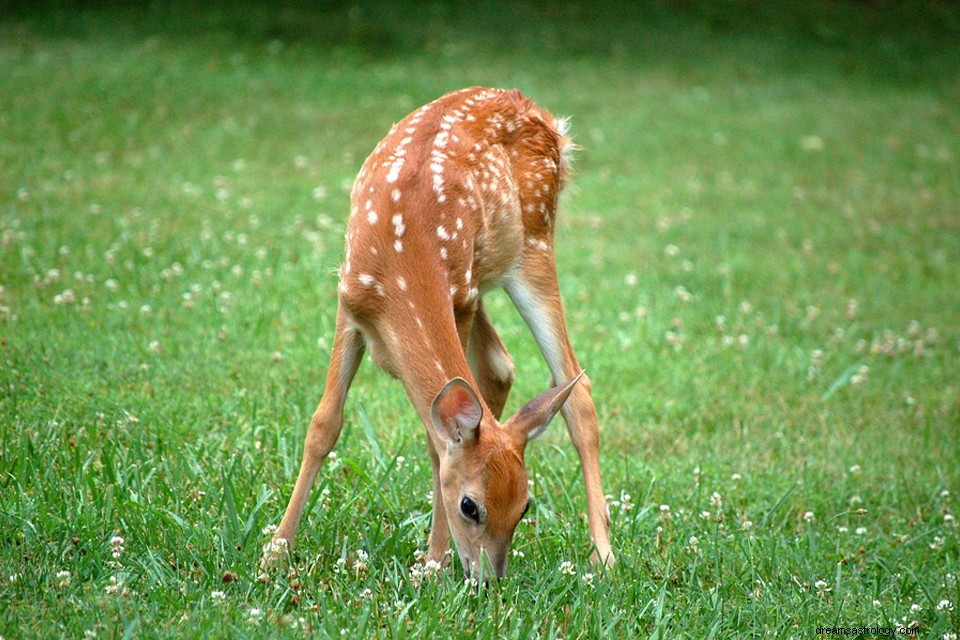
[431,372,583,579]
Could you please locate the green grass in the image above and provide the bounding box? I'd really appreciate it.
[2,1,959,637]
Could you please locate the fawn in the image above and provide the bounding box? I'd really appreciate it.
[267,87,614,579]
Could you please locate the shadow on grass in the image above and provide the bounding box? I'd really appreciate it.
[3,0,959,89]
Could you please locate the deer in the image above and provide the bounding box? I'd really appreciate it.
[265,87,614,580]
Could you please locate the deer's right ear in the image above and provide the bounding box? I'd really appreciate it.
[431,378,483,446]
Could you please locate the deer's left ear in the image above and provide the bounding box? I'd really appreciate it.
[511,371,584,442]
[431,378,483,446]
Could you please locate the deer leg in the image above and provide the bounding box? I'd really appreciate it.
[269,307,364,558]
[506,259,615,568]
[425,435,452,566]
[419,305,480,566]
[467,301,515,420]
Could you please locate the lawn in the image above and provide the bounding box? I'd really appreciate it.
[1,1,959,637]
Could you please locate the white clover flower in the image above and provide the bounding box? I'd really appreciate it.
[709,492,722,510]
[261,537,288,566]
[558,561,576,576]
[815,579,830,595]
[511,548,525,558]
[54,289,76,305]
[855,527,867,536]
[803,511,815,522]
[740,520,754,531]
[936,599,954,612]
[105,576,119,595]
[731,473,742,482]
[211,590,226,603]
[910,603,922,613]
[56,570,71,588]
[849,464,861,474]
[581,573,594,586]
[261,524,278,536]
[354,549,369,573]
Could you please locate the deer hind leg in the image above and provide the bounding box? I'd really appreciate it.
[467,301,515,420]
[268,307,364,561]
[506,259,615,568]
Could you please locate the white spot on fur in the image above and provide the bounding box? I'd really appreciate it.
[440,247,448,260]
[392,214,406,237]
[397,276,407,291]
[367,210,378,224]
[386,157,405,183]
[436,225,450,241]
[526,237,549,252]
[358,273,376,288]
[392,188,401,202]
[394,239,403,253]
[455,217,463,230]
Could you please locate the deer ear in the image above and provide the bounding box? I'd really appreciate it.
[431,378,483,446]
[512,371,584,442]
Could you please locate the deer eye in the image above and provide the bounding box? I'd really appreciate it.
[460,496,480,523]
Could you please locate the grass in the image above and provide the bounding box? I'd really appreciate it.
[1,0,959,637]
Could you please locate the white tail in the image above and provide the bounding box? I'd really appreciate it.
[267,87,613,578]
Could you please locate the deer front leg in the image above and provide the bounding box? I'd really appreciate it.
[265,308,364,566]
[425,434,452,566]
[506,261,615,568]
